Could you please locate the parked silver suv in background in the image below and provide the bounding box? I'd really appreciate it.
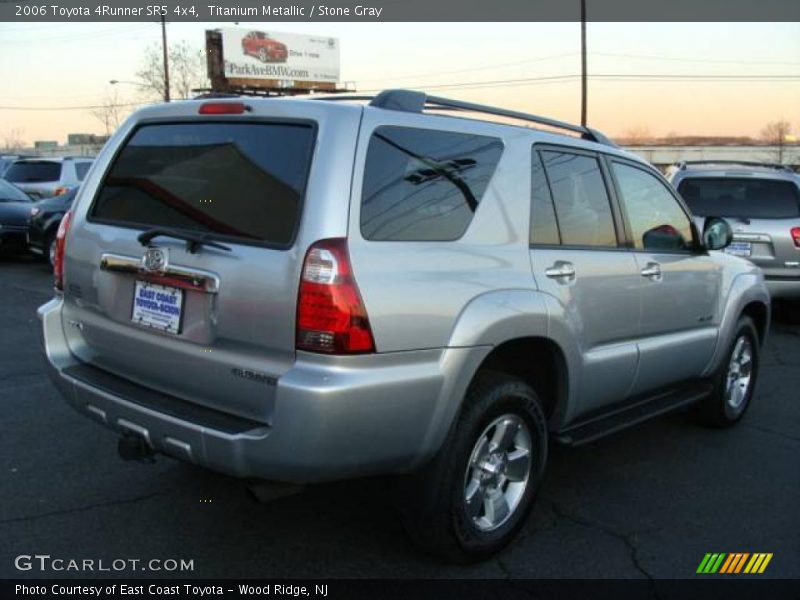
[3,156,94,199]
[39,91,770,562]
[667,161,800,300]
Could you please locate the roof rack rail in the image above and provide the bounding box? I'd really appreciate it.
[675,160,792,172]
[315,89,616,147]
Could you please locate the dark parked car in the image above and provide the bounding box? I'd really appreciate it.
[28,187,76,266]
[0,179,34,255]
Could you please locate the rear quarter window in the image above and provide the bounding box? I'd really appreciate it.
[74,162,92,181]
[89,122,316,247]
[360,126,503,241]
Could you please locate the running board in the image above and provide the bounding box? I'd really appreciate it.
[554,382,713,446]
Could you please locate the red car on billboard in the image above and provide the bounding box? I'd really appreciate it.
[241,31,288,63]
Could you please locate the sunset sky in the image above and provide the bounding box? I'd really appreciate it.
[1,21,798,145]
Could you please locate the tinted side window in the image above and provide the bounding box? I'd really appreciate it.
[530,150,560,245]
[361,126,503,241]
[540,151,617,247]
[75,162,91,181]
[613,162,693,252]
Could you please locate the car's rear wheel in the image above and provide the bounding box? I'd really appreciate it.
[47,234,57,269]
[397,371,547,563]
[258,47,267,62]
[691,315,760,427]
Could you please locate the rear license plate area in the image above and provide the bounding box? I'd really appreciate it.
[131,280,184,335]
[725,241,752,257]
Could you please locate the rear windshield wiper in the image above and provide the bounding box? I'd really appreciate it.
[138,227,232,254]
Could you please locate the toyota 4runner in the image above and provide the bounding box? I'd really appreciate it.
[39,90,770,562]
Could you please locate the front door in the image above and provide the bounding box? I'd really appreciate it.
[607,159,722,395]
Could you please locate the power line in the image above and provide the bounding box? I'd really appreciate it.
[0,102,143,111]
[0,73,797,110]
[359,73,800,93]
[354,52,576,84]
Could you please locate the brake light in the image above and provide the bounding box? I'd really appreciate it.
[792,227,800,248]
[53,186,69,196]
[198,102,247,115]
[53,210,72,291]
[296,238,375,354]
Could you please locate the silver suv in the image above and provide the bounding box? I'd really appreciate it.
[667,161,800,300]
[3,156,94,199]
[39,91,770,562]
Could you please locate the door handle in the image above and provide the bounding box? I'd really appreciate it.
[545,262,576,280]
[640,262,662,280]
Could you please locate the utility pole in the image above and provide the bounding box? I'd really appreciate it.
[580,0,587,127]
[161,15,171,102]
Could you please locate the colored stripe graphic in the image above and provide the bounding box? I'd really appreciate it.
[721,553,749,573]
[700,552,774,574]
[697,553,727,573]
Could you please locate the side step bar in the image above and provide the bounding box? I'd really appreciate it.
[554,382,713,446]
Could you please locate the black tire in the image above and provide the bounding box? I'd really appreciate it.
[396,371,548,563]
[46,234,57,269]
[691,315,760,427]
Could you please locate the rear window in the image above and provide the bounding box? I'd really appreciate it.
[75,162,92,181]
[678,177,800,219]
[90,122,315,247]
[4,161,62,183]
[361,126,503,241]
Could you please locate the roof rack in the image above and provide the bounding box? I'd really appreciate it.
[675,160,792,172]
[315,89,616,147]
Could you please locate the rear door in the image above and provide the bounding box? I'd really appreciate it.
[609,159,722,395]
[677,176,800,279]
[530,146,641,418]
[61,103,360,423]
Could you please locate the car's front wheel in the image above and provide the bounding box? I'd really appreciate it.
[397,372,547,563]
[691,315,760,427]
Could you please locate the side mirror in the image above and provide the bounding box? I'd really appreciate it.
[703,217,733,251]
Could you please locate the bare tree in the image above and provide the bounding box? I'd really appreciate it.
[622,125,653,145]
[761,119,792,163]
[135,39,207,101]
[89,88,126,136]
[2,128,25,152]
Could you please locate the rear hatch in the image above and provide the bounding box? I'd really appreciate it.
[678,176,800,276]
[4,160,61,199]
[60,100,359,423]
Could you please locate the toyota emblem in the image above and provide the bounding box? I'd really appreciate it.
[142,247,168,274]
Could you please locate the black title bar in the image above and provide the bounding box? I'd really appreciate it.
[1,0,799,22]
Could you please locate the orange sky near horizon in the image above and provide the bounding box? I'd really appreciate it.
[1,21,798,145]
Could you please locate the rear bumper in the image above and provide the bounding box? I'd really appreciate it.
[765,275,800,299]
[39,297,487,483]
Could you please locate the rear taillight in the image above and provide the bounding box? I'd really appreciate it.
[296,238,375,354]
[53,186,69,196]
[792,227,800,248]
[53,210,72,291]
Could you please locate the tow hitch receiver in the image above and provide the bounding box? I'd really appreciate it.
[118,433,156,463]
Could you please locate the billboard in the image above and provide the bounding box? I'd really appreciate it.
[220,28,340,85]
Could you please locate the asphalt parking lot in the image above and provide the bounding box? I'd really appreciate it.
[1,256,798,580]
